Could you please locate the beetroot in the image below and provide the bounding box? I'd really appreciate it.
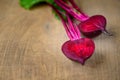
[54,0,111,37]
[79,15,107,37]
[62,38,95,64]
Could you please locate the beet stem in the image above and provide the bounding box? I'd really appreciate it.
[68,0,87,17]
[49,4,81,40]
[66,13,81,40]
[54,0,89,21]
[48,4,74,40]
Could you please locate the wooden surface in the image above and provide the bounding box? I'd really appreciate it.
[0,0,120,80]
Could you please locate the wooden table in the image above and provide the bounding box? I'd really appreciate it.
[0,0,120,80]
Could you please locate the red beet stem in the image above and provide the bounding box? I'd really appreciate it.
[49,4,73,40]
[54,0,89,21]
[68,0,86,16]
[68,0,82,12]
[66,13,81,40]
[49,4,81,40]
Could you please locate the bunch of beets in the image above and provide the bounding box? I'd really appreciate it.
[50,0,111,64]
[20,0,111,65]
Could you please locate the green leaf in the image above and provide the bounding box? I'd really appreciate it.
[20,0,46,9]
[46,0,54,4]
[20,0,67,20]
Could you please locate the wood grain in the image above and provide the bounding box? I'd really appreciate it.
[0,0,120,80]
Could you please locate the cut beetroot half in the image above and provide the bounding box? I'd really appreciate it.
[79,15,107,37]
[62,38,95,65]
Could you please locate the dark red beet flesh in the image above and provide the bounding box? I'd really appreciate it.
[62,38,95,65]
[79,15,106,37]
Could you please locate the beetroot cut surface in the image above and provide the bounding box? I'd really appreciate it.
[62,38,95,65]
[78,15,107,37]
